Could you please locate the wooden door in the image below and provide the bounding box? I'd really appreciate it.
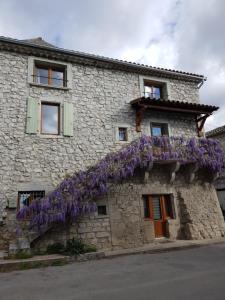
[149,195,167,237]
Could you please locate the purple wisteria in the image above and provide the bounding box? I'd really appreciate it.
[16,136,225,231]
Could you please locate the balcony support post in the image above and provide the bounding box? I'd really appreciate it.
[211,172,219,182]
[169,161,180,183]
[136,105,147,132]
[144,161,154,183]
[186,163,199,183]
[196,114,211,137]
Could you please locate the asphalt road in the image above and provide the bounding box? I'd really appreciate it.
[1,244,225,300]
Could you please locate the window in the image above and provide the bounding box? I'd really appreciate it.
[143,195,174,220]
[18,191,45,209]
[34,63,66,87]
[41,103,60,135]
[118,127,128,141]
[97,205,107,216]
[151,123,169,137]
[164,195,174,219]
[143,196,150,218]
[144,83,162,99]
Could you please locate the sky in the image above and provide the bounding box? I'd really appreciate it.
[0,0,224,130]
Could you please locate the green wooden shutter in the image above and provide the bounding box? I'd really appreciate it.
[8,198,17,209]
[63,102,74,136]
[26,98,38,134]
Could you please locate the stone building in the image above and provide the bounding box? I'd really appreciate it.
[0,36,224,253]
[206,125,225,218]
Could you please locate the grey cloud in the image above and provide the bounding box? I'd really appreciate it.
[0,0,224,129]
[174,0,225,129]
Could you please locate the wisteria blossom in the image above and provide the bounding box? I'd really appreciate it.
[16,136,225,232]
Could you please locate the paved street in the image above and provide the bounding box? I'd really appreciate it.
[1,244,225,300]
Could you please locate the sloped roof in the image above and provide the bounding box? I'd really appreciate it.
[206,125,225,138]
[20,37,56,48]
[0,36,205,82]
[130,98,219,114]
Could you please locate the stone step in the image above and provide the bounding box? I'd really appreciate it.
[9,238,30,255]
[0,251,8,259]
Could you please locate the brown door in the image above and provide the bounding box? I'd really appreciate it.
[149,195,167,237]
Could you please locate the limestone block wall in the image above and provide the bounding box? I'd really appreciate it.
[29,166,225,252]
[0,49,200,225]
[177,183,225,239]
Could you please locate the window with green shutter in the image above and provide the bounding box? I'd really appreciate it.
[63,102,73,136]
[26,98,38,134]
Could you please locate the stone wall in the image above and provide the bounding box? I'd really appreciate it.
[0,49,200,237]
[29,165,225,251]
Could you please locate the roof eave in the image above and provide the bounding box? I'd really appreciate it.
[130,97,219,115]
[0,36,205,83]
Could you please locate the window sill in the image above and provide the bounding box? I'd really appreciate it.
[95,215,109,219]
[115,141,130,144]
[29,82,70,91]
[38,134,64,139]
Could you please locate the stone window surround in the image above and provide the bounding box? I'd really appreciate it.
[115,124,130,143]
[94,199,109,219]
[139,75,171,100]
[28,56,72,90]
[8,181,54,209]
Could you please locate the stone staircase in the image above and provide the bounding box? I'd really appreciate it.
[8,227,51,255]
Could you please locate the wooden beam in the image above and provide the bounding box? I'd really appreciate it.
[136,105,147,132]
[196,113,211,137]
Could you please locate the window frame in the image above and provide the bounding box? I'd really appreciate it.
[34,63,66,87]
[97,205,107,216]
[150,122,169,137]
[118,127,128,142]
[41,102,60,136]
[115,125,129,143]
[144,82,162,99]
[143,194,175,221]
[28,57,72,90]
[17,190,45,210]
[139,75,171,100]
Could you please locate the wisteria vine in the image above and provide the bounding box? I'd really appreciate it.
[16,136,225,232]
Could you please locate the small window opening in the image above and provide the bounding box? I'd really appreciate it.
[151,122,169,137]
[97,205,107,216]
[18,191,45,209]
[118,127,128,141]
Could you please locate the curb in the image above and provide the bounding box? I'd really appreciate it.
[1,238,225,272]
[104,239,225,259]
[0,255,70,273]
